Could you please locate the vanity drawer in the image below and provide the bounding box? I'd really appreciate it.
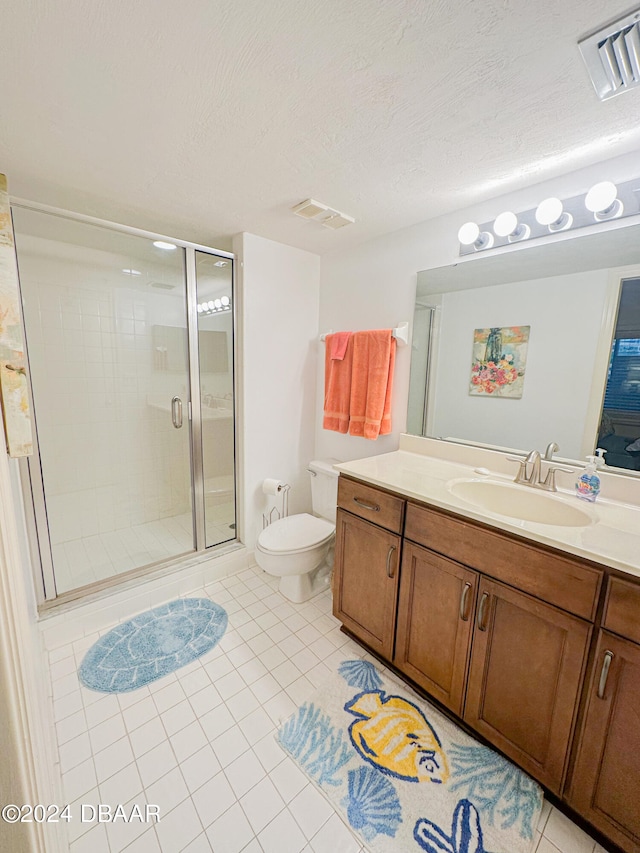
[405,502,602,620]
[604,577,640,646]
[337,477,404,534]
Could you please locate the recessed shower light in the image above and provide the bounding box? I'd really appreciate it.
[122,268,142,276]
[213,260,228,267]
[153,241,177,250]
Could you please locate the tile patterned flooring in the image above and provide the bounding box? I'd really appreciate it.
[51,503,236,594]
[47,565,611,853]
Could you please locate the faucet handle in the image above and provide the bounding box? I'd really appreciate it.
[506,455,529,485]
[541,464,575,492]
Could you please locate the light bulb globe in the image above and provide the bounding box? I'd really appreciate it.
[494,211,518,237]
[585,181,618,213]
[457,222,480,245]
[535,198,563,226]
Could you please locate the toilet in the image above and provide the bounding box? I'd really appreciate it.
[255,460,339,603]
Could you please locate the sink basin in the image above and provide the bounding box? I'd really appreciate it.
[447,479,595,527]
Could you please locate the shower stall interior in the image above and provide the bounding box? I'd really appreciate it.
[11,204,238,602]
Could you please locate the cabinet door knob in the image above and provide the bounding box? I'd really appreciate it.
[386,545,397,578]
[477,592,490,631]
[353,497,380,512]
[597,650,614,699]
[459,582,472,621]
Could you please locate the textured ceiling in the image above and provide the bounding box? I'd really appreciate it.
[1,0,640,254]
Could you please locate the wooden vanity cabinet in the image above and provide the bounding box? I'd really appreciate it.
[333,510,401,658]
[566,579,640,850]
[464,576,591,794]
[332,475,629,837]
[394,542,478,716]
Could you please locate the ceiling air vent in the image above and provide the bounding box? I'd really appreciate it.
[291,198,355,229]
[579,7,640,100]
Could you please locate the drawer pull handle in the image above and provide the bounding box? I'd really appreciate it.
[386,545,397,579]
[477,593,490,631]
[353,497,380,512]
[459,582,472,621]
[597,650,614,699]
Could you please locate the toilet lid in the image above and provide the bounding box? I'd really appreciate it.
[259,513,335,554]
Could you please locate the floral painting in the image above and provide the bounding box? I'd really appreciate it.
[0,174,32,456]
[469,326,529,398]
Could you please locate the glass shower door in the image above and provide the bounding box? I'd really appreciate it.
[194,251,237,548]
[13,208,195,595]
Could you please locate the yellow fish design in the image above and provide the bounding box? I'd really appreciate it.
[345,690,449,784]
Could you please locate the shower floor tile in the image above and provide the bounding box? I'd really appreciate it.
[46,565,604,853]
[52,507,236,594]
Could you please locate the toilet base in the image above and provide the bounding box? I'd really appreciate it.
[278,563,332,604]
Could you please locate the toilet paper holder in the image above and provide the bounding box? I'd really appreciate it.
[262,480,290,529]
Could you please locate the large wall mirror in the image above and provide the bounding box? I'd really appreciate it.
[408,222,640,477]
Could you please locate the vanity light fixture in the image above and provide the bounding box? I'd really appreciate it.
[535,197,573,231]
[122,268,142,276]
[196,297,232,316]
[584,181,623,220]
[493,211,531,242]
[457,175,640,256]
[457,221,494,251]
[153,241,177,250]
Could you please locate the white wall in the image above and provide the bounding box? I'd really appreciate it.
[316,149,640,462]
[235,233,320,549]
[431,270,609,458]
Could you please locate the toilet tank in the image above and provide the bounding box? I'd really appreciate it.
[308,459,340,523]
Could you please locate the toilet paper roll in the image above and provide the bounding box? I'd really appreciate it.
[262,478,285,496]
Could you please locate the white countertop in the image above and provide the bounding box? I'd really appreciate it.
[334,449,640,579]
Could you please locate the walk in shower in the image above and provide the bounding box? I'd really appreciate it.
[11,204,237,601]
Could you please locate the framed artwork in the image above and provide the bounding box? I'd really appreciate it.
[469,325,530,398]
[0,174,32,456]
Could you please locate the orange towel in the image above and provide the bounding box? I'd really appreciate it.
[348,330,396,440]
[323,332,354,433]
[329,331,351,360]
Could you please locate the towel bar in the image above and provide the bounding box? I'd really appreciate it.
[320,321,408,346]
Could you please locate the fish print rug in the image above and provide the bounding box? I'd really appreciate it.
[277,659,542,853]
[79,598,227,693]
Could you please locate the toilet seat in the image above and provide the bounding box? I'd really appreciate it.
[258,513,334,554]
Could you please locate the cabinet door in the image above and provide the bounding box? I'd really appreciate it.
[394,542,477,716]
[568,631,640,851]
[464,577,591,794]
[333,509,401,659]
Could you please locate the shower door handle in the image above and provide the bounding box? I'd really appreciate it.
[171,396,183,429]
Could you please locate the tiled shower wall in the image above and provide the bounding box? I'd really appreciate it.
[21,247,193,546]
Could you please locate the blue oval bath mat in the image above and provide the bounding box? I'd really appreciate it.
[79,598,228,693]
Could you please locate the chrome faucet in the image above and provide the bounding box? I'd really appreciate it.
[511,450,541,486]
[507,449,574,492]
[544,442,559,460]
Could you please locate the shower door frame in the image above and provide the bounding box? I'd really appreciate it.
[11,199,240,605]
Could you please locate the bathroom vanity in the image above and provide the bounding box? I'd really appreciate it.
[332,443,640,853]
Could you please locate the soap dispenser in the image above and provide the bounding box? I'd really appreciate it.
[575,452,603,502]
